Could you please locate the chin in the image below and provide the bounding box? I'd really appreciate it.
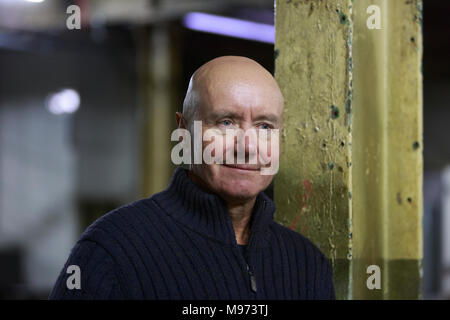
[215,173,271,201]
[219,184,259,201]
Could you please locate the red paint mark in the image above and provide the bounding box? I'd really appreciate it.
[290,179,312,230]
[302,224,308,234]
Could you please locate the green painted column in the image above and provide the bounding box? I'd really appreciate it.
[274,0,423,299]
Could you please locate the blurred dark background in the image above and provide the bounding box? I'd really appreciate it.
[0,0,448,299]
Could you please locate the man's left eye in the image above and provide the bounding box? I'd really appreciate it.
[258,123,271,130]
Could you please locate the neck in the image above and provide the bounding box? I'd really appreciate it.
[227,198,257,245]
[188,170,257,245]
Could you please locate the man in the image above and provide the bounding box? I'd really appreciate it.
[49,56,335,300]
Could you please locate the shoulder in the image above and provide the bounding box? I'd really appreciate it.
[48,238,122,299]
[77,195,173,256]
[79,197,162,245]
[50,198,162,299]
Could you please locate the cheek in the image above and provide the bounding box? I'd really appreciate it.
[270,138,280,162]
[258,137,280,164]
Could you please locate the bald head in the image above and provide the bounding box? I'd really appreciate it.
[182,56,284,127]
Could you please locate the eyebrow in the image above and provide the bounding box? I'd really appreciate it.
[208,111,280,126]
[253,114,280,125]
[209,111,240,120]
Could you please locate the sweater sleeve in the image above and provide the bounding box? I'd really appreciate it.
[48,240,124,300]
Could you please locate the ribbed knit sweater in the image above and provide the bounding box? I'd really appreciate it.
[49,168,335,300]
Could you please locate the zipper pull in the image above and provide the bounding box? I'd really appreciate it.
[247,264,257,293]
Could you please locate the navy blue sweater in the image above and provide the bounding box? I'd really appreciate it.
[49,168,335,299]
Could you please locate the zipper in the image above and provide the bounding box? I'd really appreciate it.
[235,238,258,294]
[233,199,267,294]
[246,264,257,293]
[242,245,257,294]
[243,228,257,294]
[244,199,266,294]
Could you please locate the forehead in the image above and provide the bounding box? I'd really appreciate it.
[198,79,284,120]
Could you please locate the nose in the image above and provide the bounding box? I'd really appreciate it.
[234,124,258,163]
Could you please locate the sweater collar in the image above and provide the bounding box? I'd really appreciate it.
[151,167,276,246]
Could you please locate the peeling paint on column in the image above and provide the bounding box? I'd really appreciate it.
[330,105,340,119]
[336,9,349,25]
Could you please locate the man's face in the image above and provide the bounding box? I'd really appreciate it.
[189,78,283,203]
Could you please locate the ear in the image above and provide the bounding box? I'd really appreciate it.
[175,112,185,129]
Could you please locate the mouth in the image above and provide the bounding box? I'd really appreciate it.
[222,164,260,171]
